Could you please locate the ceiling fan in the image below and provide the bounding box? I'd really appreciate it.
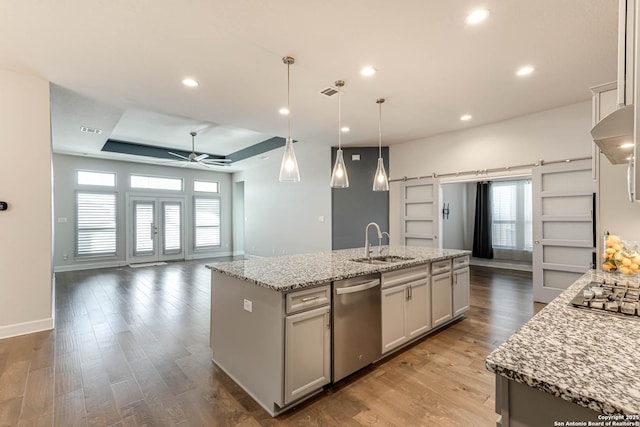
[167,131,232,167]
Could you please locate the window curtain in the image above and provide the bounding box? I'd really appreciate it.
[473,181,493,259]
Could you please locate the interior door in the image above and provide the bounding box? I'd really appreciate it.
[401,177,441,248]
[128,196,185,264]
[532,160,595,303]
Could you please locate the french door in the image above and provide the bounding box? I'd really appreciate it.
[532,160,596,303]
[127,195,185,263]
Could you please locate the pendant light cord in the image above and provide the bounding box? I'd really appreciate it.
[378,100,382,158]
[287,62,291,141]
[338,91,342,150]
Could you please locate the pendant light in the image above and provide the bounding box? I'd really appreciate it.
[279,56,300,182]
[373,98,389,191]
[330,80,349,188]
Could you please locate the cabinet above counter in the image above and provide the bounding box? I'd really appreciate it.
[206,246,470,292]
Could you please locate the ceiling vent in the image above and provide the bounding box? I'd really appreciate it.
[320,87,340,97]
[80,126,102,135]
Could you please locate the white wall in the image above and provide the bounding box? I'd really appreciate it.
[233,141,331,257]
[0,69,53,339]
[598,151,640,245]
[389,102,593,245]
[53,154,234,270]
[442,182,467,250]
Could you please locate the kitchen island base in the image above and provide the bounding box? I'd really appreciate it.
[496,376,602,427]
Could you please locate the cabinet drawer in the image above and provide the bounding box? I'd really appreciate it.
[286,285,331,314]
[431,259,452,275]
[381,264,429,289]
[453,256,469,270]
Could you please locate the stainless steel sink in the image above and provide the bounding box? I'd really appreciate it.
[350,255,415,265]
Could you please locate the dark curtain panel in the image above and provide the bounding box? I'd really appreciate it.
[473,181,493,259]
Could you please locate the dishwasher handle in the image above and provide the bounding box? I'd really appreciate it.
[335,279,380,295]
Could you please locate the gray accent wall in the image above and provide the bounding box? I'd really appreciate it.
[331,147,389,250]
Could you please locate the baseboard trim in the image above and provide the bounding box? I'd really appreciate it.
[0,318,54,340]
[186,251,233,260]
[232,251,245,256]
[243,254,264,260]
[470,258,532,272]
[54,260,128,273]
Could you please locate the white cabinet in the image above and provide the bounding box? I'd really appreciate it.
[453,267,470,317]
[381,285,408,353]
[284,284,331,406]
[431,271,453,328]
[381,265,430,354]
[284,305,331,405]
[618,0,635,107]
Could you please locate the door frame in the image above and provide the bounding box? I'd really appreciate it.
[125,193,187,264]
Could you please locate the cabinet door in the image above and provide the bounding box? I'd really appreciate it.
[284,306,331,405]
[431,272,453,328]
[406,279,431,339]
[381,285,408,354]
[453,267,470,317]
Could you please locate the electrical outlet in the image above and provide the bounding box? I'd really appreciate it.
[318,216,324,222]
[63,254,68,260]
[243,299,252,312]
[58,217,67,223]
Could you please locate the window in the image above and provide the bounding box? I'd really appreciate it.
[130,175,182,191]
[76,192,117,257]
[77,170,115,187]
[194,180,219,193]
[194,197,221,249]
[491,180,532,250]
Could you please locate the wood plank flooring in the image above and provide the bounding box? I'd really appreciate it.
[0,262,541,426]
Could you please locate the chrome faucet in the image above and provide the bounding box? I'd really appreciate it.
[364,222,383,259]
[380,232,391,256]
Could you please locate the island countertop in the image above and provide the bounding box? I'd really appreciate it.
[485,271,640,415]
[206,246,470,291]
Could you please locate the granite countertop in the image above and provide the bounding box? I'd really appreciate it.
[206,246,470,292]
[486,270,640,415]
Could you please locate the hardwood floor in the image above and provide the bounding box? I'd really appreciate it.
[0,263,541,426]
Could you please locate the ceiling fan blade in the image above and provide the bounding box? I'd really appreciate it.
[206,162,231,167]
[180,162,191,168]
[195,154,209,161]
[203,158,232,163]
[168,151,189,161]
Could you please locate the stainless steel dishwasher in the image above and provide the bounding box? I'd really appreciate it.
[332,274,381,382]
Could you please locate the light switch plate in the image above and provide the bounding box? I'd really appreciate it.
[243,299,252,312]
[352,154,361,161]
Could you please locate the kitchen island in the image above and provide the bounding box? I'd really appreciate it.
[207,246,470,416]
[486,271,640,426]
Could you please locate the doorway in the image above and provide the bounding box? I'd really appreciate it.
[126,195,186,264]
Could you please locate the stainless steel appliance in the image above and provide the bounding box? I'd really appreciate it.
[332,274,381,382]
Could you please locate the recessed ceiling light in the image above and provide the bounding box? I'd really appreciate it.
[626,156,633,161]
[260,156,270,160]
[279,107,290,115]
[341,126,350,133]
[460,114,472,121]
[182,78,199,87]
[360,66,377,77]
[620,142,634,149]
[516,66,535,76]
[465,9,490,25]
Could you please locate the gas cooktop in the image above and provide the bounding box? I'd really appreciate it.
[569,279,640,319]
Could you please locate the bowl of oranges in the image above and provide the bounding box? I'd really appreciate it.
[602,233,640,275]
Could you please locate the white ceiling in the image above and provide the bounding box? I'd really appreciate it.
[0,0,618,171]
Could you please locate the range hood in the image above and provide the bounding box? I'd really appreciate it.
[591,104,634,165]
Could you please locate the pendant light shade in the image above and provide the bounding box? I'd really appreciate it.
[331,80,349,188]
[279,56,300,182]
[373,98,389,191]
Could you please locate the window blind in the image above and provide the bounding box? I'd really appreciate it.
[491,181,532,251]
[76,192,117,256]
[163,202,182,254]
[194,197,221,249]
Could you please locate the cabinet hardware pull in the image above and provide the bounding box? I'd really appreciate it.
[301,296,320,302]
